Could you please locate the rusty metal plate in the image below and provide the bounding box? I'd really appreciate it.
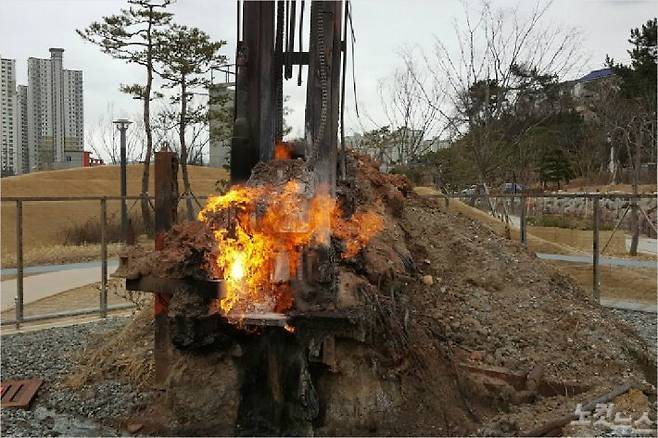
[1,378,43,408]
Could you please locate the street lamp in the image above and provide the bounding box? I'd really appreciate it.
[113,118,132,243]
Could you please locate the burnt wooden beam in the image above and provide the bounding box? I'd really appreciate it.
[304,1,342,196]
[153,147,179,387]
[231,1,276,182]
[126,276,225,300]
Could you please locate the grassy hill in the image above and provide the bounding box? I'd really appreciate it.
[1,165,228,262]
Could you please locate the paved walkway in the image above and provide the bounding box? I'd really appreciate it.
[1,260,115,277]
[536,253,656,269]
[0,261,119,312]
[625,237,657,255]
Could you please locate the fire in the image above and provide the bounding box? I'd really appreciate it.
[274,142,293,160]
[198,181,384,315]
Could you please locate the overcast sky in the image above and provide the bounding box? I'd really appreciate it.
[1,0,655,157]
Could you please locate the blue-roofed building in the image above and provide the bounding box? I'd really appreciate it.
[572,67,615,99]
[577,68,614,83]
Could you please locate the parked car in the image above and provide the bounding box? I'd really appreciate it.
[500,183,527,194]
[460,184,485,196]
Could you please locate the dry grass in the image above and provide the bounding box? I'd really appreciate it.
[1,242,124,270]
[550,262,657,304]
[1,164,227,265]
[65,303,154,390]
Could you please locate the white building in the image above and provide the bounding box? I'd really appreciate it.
[27,48,84,171]
[208,82,234,168]
[1,56,17,176]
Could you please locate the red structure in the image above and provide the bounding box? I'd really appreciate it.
[82,151,104,167]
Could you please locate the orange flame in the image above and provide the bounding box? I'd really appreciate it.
[274,142,293,160]
[198,182,384,315]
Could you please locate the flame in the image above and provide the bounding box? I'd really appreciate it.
[274,142,293,160]
[284,323,296,333]
[198,181,384,315]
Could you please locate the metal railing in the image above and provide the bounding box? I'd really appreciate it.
[0,194,209,328]
[445,192,657,302]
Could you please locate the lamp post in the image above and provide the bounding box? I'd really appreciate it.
[113,118,132,243]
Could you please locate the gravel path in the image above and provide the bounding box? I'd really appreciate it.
[1,317,152,437]
[609,308,658,353]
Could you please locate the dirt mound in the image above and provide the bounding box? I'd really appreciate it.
[76,152,656,436]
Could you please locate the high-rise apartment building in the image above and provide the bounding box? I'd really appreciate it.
[27,48,84,170]
[1,56,17,176]
[16,85,28,174]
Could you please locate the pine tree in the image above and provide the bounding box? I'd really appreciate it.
[155,24,226,220]
[77,0,174,230]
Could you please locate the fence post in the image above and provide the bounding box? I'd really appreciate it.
[100,198,108,318]
[592,196,600,303]
[520,195,528,247]
[15,200,23,329]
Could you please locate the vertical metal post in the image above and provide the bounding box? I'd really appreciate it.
[120,129,128,242]
[113,119,131,242]
[520,195,528,247]
[154,146,179,387]
[15,200,23,329]
[592,196,600,302]
[100,198,108,318]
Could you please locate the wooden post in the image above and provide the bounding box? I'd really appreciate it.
[520,195,528,247]
[154,146,179,387]
[592,196,600,302]
[100,198,108,318]
[15,200,23,329]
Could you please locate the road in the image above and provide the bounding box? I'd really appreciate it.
[0,260,119,312]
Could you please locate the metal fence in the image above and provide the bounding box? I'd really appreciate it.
[446,192,657,303]
[0,194,208,328]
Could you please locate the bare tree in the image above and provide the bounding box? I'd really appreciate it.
[377,48,445,166]
[86,104,146,164]
[408,0,583,187]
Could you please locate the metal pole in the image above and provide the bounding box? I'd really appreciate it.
[520,195,528,247]
[100,198,108,318]
[15,200,23,329]
[592,196,600,302]
[119,126,128,243]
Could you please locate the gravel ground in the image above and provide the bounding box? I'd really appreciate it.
[1,317,152,437]
[609,308,658,353]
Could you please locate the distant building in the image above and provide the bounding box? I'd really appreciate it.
[16,85,28,174]
[1,56,17,176]
[208,82,234,168]
[27,48,84,171]
[572,68,614,99]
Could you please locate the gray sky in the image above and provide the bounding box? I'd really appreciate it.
[1,0,655,158]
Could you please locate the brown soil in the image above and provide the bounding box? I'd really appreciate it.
[72,154,656,436]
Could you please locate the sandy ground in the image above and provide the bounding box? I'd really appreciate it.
[0,279,138,321]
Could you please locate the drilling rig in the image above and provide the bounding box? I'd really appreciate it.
[230,0,347,194]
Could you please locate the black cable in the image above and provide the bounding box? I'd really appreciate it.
[297,0,305,86]
[339,1,349,180]
[286,0,296,79]
[348,5,360,119]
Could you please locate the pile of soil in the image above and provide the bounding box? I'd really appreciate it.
[77,152,656,436]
